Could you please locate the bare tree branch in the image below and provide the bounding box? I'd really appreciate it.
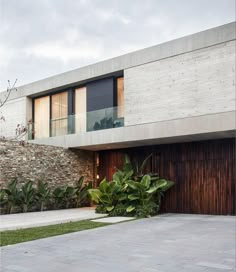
[0,79,17,108]
[0,79,33,144]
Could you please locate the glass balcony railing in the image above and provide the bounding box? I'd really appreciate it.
[87,106,124,132]
[28,106,124,140]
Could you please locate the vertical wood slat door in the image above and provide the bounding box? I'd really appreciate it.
[157,139,235,215]
[98,139,235,215]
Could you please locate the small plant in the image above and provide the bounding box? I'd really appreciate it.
[3,179,21,214]
[121,153,153,180]
[0,189,7,212]
[53,185,78,209]
[89,178,127,213]
[126,175,174,217]
[36,180,51,211]
[19,180,35,212]
[75,177,92,208]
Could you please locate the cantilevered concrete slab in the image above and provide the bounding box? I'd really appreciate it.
[29,111,235,150]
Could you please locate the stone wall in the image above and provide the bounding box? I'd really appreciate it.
[0,139,94,188]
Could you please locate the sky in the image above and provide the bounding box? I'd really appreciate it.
[0,0,235,91]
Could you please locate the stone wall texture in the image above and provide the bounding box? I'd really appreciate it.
[0,139,94,188]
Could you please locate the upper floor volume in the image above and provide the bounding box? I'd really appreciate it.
[0,22,235,149]
[31,76,124,139]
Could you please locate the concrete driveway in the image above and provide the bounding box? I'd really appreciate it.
[1,214,235,272]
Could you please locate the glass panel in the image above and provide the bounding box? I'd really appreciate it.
[51,92,68,137]
[31,105,124,139]
[117,77,124,118]
[34,96,50,139]
[87,106,124,132]
[75,87,86,133]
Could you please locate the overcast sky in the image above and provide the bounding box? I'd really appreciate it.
[0,0,235,91]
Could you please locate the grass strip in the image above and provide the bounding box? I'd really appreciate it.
[0,220,109,247]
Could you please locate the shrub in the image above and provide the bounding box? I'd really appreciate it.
[3,179,21,214]
[19,180,35,213]
[36,181,51,211]
[52,185,78,209]
[0,189,7,210]
[1,175,91,213]
[89,178,128,213]
[75,177,92,208]
[89,154,174,218]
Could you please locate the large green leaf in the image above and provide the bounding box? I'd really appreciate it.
[126,180,141,190]
[146,186,158,194]
[118,193,127,201]
[159,180,175,191]
[123,154,133,172]
[140,175,151,189]
[106,206,114,212]
[88,189,102,203]
[126,205,135,212]
[99,179,109,193]
[113,172,122,183]
[124,170,134,180]
[76,176,84,190]
[128,194,139,201]
[140,153,152,174]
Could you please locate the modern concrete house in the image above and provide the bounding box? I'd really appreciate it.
[1,22,235,215]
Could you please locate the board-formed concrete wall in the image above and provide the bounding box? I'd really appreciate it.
[0,140,94,188]
[124,40,236,126]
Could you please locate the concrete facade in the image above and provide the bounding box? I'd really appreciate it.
[124,40,235,126]
[0,22,235,149]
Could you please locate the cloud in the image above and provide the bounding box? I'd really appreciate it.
[0,0,235,90]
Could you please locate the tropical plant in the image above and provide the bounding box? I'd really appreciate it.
[108,203,129,217]
[117,153,154,181]
[36,180,51,211]
[3,179,21,214]
[52,185,78,209]
[75,177,92,208]
[19,180,35,212]
[125,175,174,217]
[89,178,127,213]
[89,152,175,217]
[0,189,7,208]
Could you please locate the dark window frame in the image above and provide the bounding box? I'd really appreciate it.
[31,73,124,139]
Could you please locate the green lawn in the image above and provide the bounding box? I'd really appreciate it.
[0,220,109,247]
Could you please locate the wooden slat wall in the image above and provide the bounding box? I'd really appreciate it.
[98,139,235,215]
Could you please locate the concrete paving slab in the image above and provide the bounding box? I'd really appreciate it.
[0,207,107,231]
[91,216,134,223]
[1,214,235,272]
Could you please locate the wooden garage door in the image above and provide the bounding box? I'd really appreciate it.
[159,139,235,215]
[98,139,235,215]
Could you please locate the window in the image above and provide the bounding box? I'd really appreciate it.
[34,96,50,139]
[117,77,124,117]
[33,75,124,139]
[75,87,86,133]
[51,92,68,137]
